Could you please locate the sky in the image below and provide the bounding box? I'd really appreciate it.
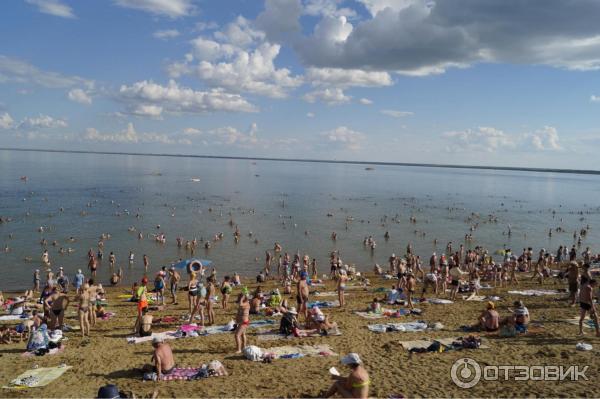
[1,0,600,169]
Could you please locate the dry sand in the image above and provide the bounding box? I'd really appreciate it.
[1,274,599,398]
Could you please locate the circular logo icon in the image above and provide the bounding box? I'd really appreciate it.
[451,357,481,388]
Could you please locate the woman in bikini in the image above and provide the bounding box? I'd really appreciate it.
[77,283,91,338]
[187,272,199,315]
[234,292,250,353]
[220,276,232,310]
[337,270,348,307]
[326,353,370,398]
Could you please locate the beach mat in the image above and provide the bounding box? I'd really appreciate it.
[564,317,597,329]
[368,322,429,333]
[507,289,560,296]
[3,366,72,389]
[256,327,342,341]
[161,367,203,381]
[201,319,275,336]
[263,344,337,359]
[427,299,453,305]
[127,330,179,344]
[400,337,489,351]
[21,345,66,358]
[307,300,339,309]
[312,292,345,297]
[0,315,30,322]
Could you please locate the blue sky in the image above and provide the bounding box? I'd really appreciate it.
[1,0,599,169]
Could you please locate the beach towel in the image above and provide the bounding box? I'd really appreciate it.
[3,366,72,389]
[256,327,342,341]
[428,299,454,305]
[355,308,419,319]
[200,319,275,336]
[400,337,489,351]
[313,291,345,297]
[263,344,337,359]
[355,311,386,319]
[564,317,598,329]
[367,321,428,333]
[99,312,115,321]
[507,289,560,296]
[127,330,179,344]
[307,300,340,309]
[463,295,486,301]
[0,315,30,321]
[21,345,66,358]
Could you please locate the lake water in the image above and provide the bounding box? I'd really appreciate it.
[1,150,599,291]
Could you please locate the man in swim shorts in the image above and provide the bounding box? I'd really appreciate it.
[579,279,600,336]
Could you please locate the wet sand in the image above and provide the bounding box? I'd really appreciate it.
[1,273,599,398]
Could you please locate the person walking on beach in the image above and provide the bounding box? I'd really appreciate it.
[297,272,310,317]
[168,267,180,305]
[234,291,250,353]
[567,261,580,306]
[578,279,600,337]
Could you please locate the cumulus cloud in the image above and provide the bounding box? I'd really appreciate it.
[293,0,600,74]
[25,0,76,18]
[113,0,195,17]
[84,122,192,145]
[443,126,563,152]
[303,87,351,105]
[322,126,365,150]
[117,79,257,116]
[0,55,93,89]
[380,109,413,118]
[359,98,372,105]
[305,67,392,88]
[67,88,92,105]
[526,126,562,151]
[168,17,302,98]
[0,112,14,129]
[256,0,303,43]
[153,29,180,40]
[19,114,68,129]
[303,0,357,18]
[591,95,600,102]
[442,127,515,152]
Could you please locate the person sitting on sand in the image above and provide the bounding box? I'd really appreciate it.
[280,307,300,336]
[503,300,530,333]
[250,286,263,314]
[234,291,250,353]
[369,298,382,314]
[578,279,600,336]
[139,308,153,337]
[151,336,175,379]
[307,306,338,333]
[477,302,499,332]
[326,353,370,398]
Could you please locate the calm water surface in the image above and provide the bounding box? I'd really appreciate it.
[1,150,599,290]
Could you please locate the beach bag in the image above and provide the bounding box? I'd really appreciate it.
[461,335,481,349]
[243,345,263,361]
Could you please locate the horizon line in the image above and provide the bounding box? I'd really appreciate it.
[1,147,599,176]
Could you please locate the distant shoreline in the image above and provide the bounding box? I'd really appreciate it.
[1,146,599,176]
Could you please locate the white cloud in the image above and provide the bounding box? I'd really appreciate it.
[0,112,14,129]
[527,126,562,151]
[19,114,68,129]
[305,67,392,88]
[113,0,195,17]
[303,87,351,105]
[306,112,315,118]
[169,16,302,98]
[380,109,413,118]
[357,0,415,16]
[303,0,357,18]
[359,98,373,105]
[591,95,600,102]
[84,122,192,145]
[183,127,202,135]
[322,126,365,150]
[67,88,92,105]
[130,104,163,118]
[153,29,180,40]
[442,127,515,152]
[25,0,76,18]
[0,55,93,89]
[117,79,257,116]
[194,21,219,32]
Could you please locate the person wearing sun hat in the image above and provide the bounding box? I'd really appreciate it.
[325,353,370,398]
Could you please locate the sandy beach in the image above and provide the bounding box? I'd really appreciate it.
[1,272,598,398]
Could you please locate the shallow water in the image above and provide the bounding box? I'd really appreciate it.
[0,150,598,290]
